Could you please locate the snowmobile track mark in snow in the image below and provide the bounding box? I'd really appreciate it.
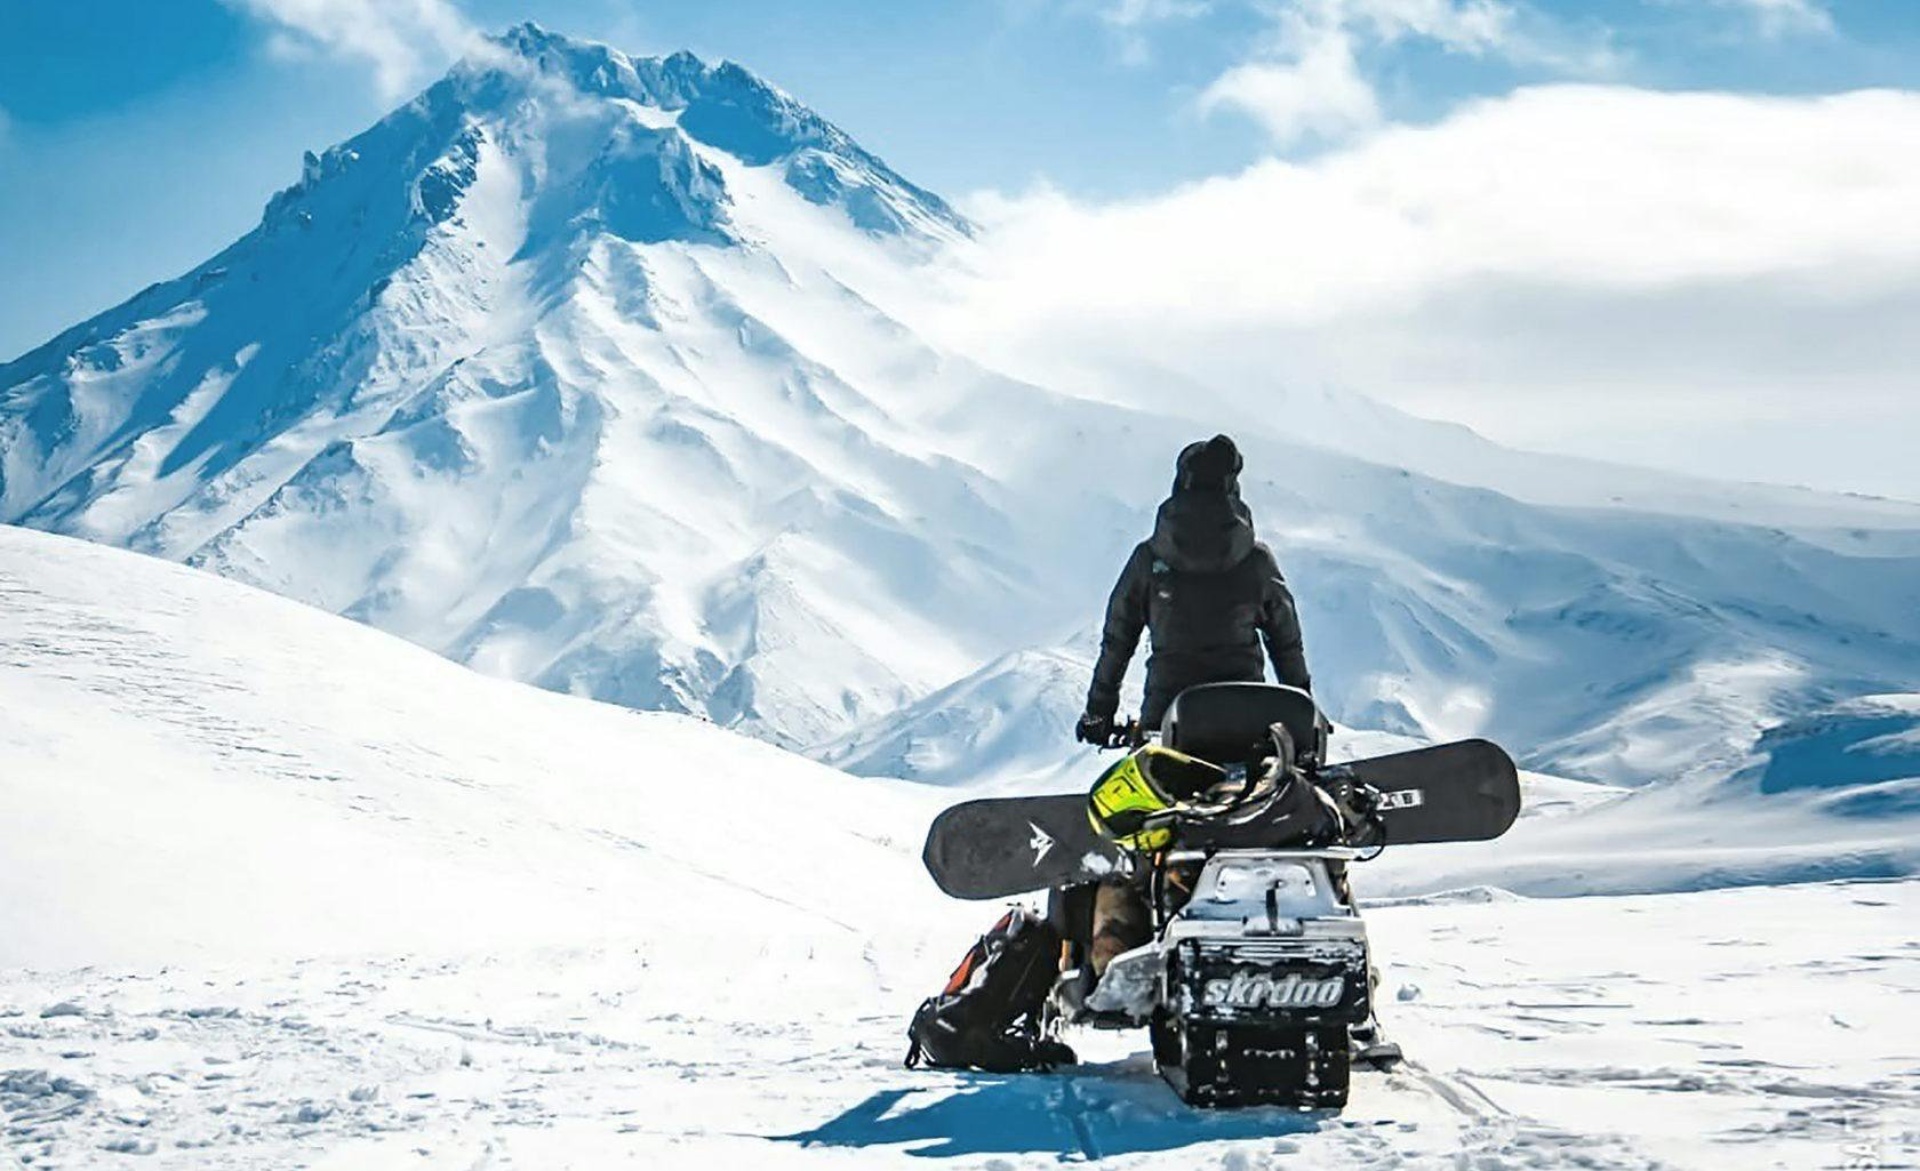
[1391,1056,1510,1122]
[1055,1076,1104,1161]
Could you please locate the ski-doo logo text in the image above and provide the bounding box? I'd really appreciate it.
[1201,971,1344,1010]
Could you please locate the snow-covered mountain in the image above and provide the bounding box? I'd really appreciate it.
[0,24,1068,750]
[3,23,1918,790]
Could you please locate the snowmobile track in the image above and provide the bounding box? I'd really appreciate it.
[1056,1076,1105,1161]
[1391,1055,1510,1121]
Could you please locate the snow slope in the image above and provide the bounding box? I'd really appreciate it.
[0,525,955,973]
[3,24,1918,794]
[3,525,1917,1169]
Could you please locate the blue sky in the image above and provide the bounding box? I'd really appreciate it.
[3,1,1918,498]
[3,0,1918,361]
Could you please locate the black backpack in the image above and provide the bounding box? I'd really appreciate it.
[905,908,1077,1073]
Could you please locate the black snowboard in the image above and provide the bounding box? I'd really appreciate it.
[1329,738,1522,847]
[922,793,1131,900]
[922,738,1521,901]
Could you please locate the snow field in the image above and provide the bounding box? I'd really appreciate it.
[5,886,1912,1168]
[3,524,1917,1168]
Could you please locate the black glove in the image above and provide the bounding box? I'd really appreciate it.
[1075,711,1112,746]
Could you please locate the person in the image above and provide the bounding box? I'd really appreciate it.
[1070,433,1315,977]
[1075,433,1311,746]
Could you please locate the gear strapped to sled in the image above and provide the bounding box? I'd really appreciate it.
[924,734,1520,901]
[1086,743,1227,851]
[911,683,1521,1110]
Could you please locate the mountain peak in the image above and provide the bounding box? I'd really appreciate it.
[480,22,718,100]
[495,19,568,56]
[439,25,969,241]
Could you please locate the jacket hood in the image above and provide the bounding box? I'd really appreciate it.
[1173,434,1243,495]
[1149,490,1256,573]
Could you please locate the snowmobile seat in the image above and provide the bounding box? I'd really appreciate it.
[1161,683,1329,769]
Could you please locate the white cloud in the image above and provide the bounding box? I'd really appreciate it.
[1195,0,1616,145]
[1095,0,1214,64]
[1692,0,1835,39]
[938,85,1920,495]
[1199,25,1381,144]
[1336,0,1518,52]
[1103,0,1213,27]
[221,0,478,98]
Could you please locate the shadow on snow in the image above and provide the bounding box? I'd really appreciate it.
[776,1054,1328,1160]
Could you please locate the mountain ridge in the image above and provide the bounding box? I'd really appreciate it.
[3,25,1916,790]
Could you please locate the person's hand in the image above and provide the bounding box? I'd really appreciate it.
[1075,711,1113,746]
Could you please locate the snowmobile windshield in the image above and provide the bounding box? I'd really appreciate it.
[1149,491,1256,573]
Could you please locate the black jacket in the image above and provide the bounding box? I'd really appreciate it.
[1086,489,1310,726]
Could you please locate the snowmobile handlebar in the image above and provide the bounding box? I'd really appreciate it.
[1100,717,1152,751]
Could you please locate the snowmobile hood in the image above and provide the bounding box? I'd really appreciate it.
[1149,491,1256,573]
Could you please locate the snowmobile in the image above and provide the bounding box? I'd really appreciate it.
[1058,840,1379,1108]
[921,682,1521,1109]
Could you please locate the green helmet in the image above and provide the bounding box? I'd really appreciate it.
[1087,743,1228,852]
